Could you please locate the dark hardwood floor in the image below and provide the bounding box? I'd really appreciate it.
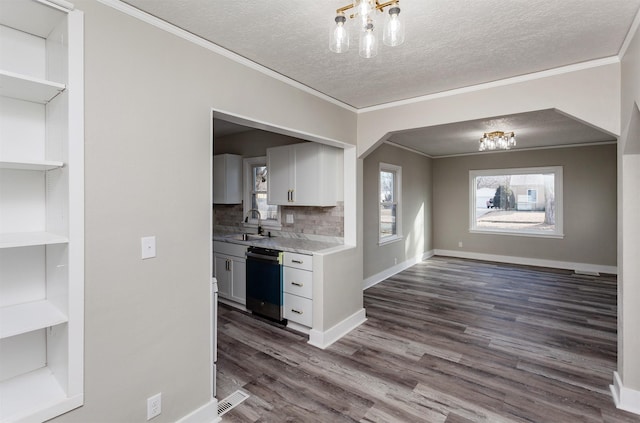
[216,256,640,422]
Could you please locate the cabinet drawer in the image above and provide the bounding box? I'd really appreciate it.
[284,293,312,327]
[283,252,312,271]
[283,267,313,299]
[213,241,247,258]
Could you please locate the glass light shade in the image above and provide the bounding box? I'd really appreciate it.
[383,6,405,47]
[353,0,373,18]
[479,132,516,151]
[330,16,349,53]
[359,22,378,58]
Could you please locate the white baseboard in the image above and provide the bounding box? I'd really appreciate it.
[610,371,640,415]
[434,249,617,275]
[308,308,367,349]
[363,250,435,290]
[176,398,219,423]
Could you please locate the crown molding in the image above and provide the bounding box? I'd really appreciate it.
[95,0,629,117]
[383,141,433,158]
[358,56,621,114]
[95,0,357,113]
[431,140,617,159]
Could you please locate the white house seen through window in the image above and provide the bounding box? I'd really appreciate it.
[469,166,563,238]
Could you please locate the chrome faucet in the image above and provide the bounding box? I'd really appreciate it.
[245,208,263,235]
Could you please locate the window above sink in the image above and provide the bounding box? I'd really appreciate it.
[243,156,281,230]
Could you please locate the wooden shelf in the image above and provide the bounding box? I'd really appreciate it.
[0,367,82,422]
[0,70,65,104]
[0,160,64,171]
[0,232,69,249]
[0,300,67,339]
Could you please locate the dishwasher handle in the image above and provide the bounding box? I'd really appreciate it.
[246,251,280,262]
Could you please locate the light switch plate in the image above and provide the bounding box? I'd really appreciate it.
[141,236,156,259]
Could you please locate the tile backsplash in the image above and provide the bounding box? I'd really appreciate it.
[213,202,344,237]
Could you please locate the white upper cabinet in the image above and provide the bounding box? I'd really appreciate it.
[266,145,293,205]
[213,154,242,204]
[266,142,341,206]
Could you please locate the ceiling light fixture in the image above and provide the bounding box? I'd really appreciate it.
[479,131,516,151]
[330,0,405,58]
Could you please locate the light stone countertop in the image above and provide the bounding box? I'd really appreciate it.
[212,230,343,255]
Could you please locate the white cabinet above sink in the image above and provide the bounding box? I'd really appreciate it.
[266,143,341,206]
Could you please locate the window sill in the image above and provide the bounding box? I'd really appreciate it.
[469,228,565,239]
[378,235,403,246]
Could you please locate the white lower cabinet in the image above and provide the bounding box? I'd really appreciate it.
[283,252,313,329]
[213,242,247,305]
[284,293,313,328]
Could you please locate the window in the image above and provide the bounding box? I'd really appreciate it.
[244,157,280,229]
[379,163,402,244]
[469,166,563,238]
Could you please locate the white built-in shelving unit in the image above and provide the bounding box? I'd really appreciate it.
[0,0,84,421]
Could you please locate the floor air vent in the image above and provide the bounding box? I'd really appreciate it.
[218,390,250,416]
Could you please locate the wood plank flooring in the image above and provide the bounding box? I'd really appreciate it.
[216,257,640,422]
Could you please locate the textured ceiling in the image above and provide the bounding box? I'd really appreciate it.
[124,0,637,155]
[387,109,616,157]
[123,0,639,109]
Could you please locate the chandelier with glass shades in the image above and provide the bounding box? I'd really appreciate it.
[479,131,517,151]
[330,0,404,58]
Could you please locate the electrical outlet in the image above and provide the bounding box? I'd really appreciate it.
[458,241,463,248]
[286,214,294,224]
[147,393,161,420]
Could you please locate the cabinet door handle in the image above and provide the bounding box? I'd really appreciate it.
[292,259,303,264]
[291,189,294,202]
[291,281,303,287]
[291,309,303,315]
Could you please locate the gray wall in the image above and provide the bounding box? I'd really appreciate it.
[363,143,433,279]
[433,144,617,266]
[54,1,357,422]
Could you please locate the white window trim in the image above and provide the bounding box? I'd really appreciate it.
[379,162,403,245]
[243,156,282,230]
[469,166,564,239]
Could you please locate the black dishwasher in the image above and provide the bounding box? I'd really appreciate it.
[245,246,284,322]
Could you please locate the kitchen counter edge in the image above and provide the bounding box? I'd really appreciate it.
[212,235,344,255]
